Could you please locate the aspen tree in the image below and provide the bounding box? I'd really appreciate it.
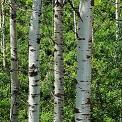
[115,0,120,40]
[0,0,1,29]
[71,0,77,39]
[10,0,19,121]
[0,0,2,51]
[75,0,92,121]
[54,0,64,122]
[1,0,6,67]
[28,0,41,121]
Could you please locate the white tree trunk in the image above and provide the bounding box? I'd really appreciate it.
[10,0,19,122]
[1,0,6,67]
[28,0,41,122]
[0,0,1,29]
[54,0,64,122]
[115,0,120,40]
[0,0,2,52]
[75,0,92,122]
[72,0,77,39]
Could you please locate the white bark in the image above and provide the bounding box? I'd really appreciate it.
[0,0,2,52]
[72,0,77,39]
[0,0,1,29]
[28,0,41,122]
[54,0,64,122]
[1,0,6,67]
[75,0,92,122]
[10,0,19,122]
[115,0,120,40]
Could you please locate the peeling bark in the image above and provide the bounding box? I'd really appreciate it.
[54,0,64,122]
[28,0,41,122]
[10,0,19,122]
[75,0,92,122]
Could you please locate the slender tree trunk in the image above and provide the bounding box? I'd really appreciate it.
[10,0,19,121]
[0,0,2,52]
[75,0,92,122]
[92,0,94,43]
[115,1,121,121]
[115,0,120,40]
[0,0,1,29]
[71,0,77,39]
[54,0,64,122]
[1,0,6,67]
[28,0,41,121]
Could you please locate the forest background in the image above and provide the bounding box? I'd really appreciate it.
[0,0,122,121]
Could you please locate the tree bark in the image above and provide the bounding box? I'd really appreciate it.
[0,0,1,29]
[75,0,92,122]
[54,0,64,122]
[10,0,19,122]
[28,0,41,122]
[1,0,6,67]
[0,0,2,52]
[71,0,77,39]
[115,0,120,40]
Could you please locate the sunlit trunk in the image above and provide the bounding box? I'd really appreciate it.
[28,0,41,121]
[1,0,6,67]
[10,0,19,121]
[72,0,77,39]
[54,0,64,122]
[0,0,2,52]
[75,0,92,121]
[0,0,6,66]
[115,0,120,40]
